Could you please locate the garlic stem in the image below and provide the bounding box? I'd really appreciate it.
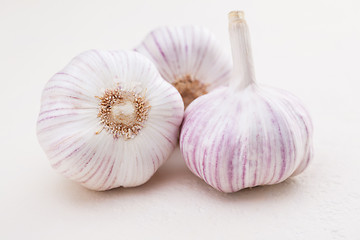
[229,11,256,90]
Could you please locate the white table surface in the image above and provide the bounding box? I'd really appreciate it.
[1,0,359,239]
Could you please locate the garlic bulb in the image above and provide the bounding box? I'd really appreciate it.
[135,26,232,107]
[37,50,184,191]
[180,11,313,193]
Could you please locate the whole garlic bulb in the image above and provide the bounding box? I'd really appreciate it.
[37,50,184,191]
[180,11,313,193]
[135,26,232,107]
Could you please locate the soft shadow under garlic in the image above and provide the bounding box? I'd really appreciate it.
[51,146,303,208]
[50,146,197,205]
[200,178,302,204]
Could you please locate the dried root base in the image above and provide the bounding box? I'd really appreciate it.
[173,75,208,108]
[96,87,151,140]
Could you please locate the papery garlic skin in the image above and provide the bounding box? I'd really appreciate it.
[37,50,184,191]
[180,11,313,193]
[135,26,232,107]
[180,86,313,192]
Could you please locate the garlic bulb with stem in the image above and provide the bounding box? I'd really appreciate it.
[135,26,232,107]
[180,11,313,193]
[37,50,184,191]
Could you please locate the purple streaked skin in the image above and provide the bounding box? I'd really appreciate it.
[180,86,313,193]
[165,27,181,70]
[37,50,184,191]
[151,32,168,62]
[135,25,232,99]
[179,11,313,193]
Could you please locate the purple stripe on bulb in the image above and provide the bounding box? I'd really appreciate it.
[82,155,110,184]
[38,118,84,134]
[40,100,75,108]
[166,27,181,71]
[142,43,161,66]
[207,126,218,188]
[76,54,99,75]
[98,156,114,190]
[295,110,311,173]
[100,161,115,190]
[39,108,72,116]
[157,131,175,146]
[37,113,77,123]
[98,141,117,189]
[76,143,109,183]
[193,34,211,76]
[109,169,119,190]
[201,148,208,181]
[263,124,271,183]
[64,142,86,159]
[56,72,87,84]
[279,98,300,175]
[151,32,174,77]
[44,85,83,96]
[161,90,180,99]
[93,50,112,73]
[52,74,88,90]
[52,142,86,169]
[214,131,225,192]
[264,99,287,182]
[153,151,159,172]
[241,143,248,189]
[182,115,199,174]
[191,138,201,177]
[226,130,236,193]
[65,151,96,178]
[190,133,200,177]
[213,70,231,86]
[252,134,260,186]
[51,138,83,168]
[163,120,180,127]
[228,157,234,193]
[44,86,89,101]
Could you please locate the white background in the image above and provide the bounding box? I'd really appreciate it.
[1,0,360,239]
